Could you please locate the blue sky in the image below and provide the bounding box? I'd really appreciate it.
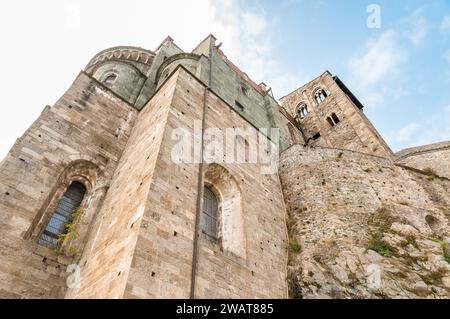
[0,0,449,160]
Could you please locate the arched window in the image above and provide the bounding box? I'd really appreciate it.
[314,89,328,104]
[203,164,245,257]
[331,113,340,124]
[103,73,117,86]
[326,117,334,127]
[327,113,340,127]
[201,186,218,239]
[297,103,309,119]
[38,181,86,249]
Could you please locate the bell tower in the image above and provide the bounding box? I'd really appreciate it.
[280,71,393,159]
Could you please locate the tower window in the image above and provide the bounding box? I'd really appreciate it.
[331,113,340,124]
[38,181,86,249]
[297,103,309,119]
[103,73,117,86]
[327,113,340,127]
[312,132,321,140]
[314,89,328,104]
[326,117,334,127]
[201,186,218,240]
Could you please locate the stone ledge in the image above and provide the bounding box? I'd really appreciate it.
[395,140,450,160]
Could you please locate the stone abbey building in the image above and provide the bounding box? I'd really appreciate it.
[0,35,449,299]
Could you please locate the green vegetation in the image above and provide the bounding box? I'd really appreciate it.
[57,207,84,254]
[368,232,394,257]
[288,238,302,254]
[442,241,450,264]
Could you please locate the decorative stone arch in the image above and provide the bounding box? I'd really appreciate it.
[90,60,146,80]
[25,159,108,257]
[68,153,108,171]
[296,102,309,120]
[85,46,155,72]
[203,164,246,258]
[155,53,201,82]
[312,87,329,104]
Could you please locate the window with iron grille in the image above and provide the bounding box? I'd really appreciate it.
[38,181,86,249]
[201,186,218,240]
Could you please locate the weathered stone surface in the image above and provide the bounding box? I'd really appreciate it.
[0,35,448,299]
[280,145,450,299]
[395,141,450,179]
[0,72,137,298]
[280,72,393,159]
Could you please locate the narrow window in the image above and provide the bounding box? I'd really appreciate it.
[240,85,248,96]
[38,182,86,249]
[297,103,309,119]
[331,113,340,124]
[235,100,245,112]
[327,117,335,127]
[312,132,321,140]
[103,73,117,86]
[201,186,218,239]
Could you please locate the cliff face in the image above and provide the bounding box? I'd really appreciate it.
[280,144,450,299]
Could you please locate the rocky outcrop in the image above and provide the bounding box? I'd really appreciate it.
[280,145,450,299]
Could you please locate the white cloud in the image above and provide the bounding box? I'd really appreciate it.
[348,31,404,89]
[347,30,406,107]
[403,9,428,46]
[444,49,450,64]
[395,122,421,143]
[0,0,304,160]
[208,0,306,98]
[440,16,450,33]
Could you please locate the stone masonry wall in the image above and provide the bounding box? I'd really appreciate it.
[280,144,450,299]
[0,72,137,298]
[280,72,393,159]
[65,68,178,298]
[124,67,288,298]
